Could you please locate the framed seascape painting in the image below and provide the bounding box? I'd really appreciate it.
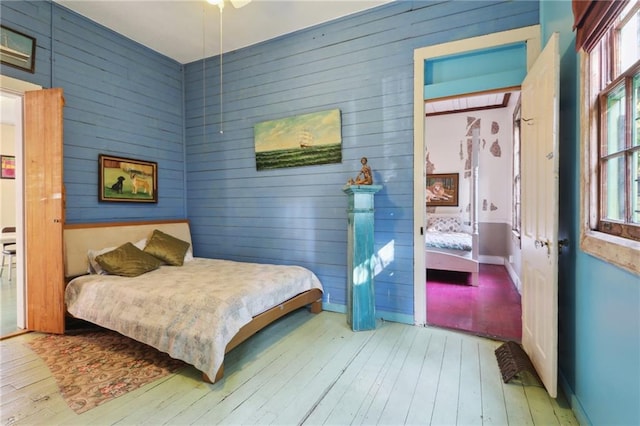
[426,173,459,207]
[99,154,157,203]
[0,25,36,73]
[254,108,342,170]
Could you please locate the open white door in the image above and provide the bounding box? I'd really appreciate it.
[520,33,559,398]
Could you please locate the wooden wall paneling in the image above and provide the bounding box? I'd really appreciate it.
[51,5,186,223]
[185,1,538,319]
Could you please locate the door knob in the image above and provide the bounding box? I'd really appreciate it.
[535,239,551,256]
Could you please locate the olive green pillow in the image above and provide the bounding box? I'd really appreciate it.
[143,229,191,266]
[95,242,162,277]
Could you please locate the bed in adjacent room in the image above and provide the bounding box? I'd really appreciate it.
[424,214,479,286]
[425,129,480,286]
[63,219,323,383]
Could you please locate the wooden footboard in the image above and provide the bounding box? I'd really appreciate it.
[426,249,479,286]
[203,288,323,383]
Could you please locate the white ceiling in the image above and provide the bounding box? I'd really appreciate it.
[425,91,518,116]
[53,0,393,64]
[5,1,516,118]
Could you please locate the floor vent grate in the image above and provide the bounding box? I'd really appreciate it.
[494,341,542,386]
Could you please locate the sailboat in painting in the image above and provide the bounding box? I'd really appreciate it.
[298,128,314,148]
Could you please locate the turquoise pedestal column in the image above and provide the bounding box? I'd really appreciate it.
[342,184,382,331]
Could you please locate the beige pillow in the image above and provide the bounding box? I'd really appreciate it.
[143,229,190,266]
[95,242,162,277]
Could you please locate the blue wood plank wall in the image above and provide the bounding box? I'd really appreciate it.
[1,1,186,223]
[184,0,539,321]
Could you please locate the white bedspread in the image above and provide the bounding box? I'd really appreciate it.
[425,231,473,251]
[65,258,323,380]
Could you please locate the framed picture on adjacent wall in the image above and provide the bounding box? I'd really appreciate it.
[426,173,459,206]
[0,25,36,73]
[99,154,157,203]
[0,155,15,179]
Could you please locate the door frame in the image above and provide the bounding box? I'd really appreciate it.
[0,75,42,330]
[412,26,541,326]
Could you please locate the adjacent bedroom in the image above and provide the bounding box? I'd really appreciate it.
[424,90,523,342]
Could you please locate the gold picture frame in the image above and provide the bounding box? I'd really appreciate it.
[426,173,459,207]
[99,154,157,203]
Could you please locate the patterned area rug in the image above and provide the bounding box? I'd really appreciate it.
[26,331,185,414]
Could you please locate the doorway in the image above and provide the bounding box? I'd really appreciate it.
[0,75,41,338]
[412,25,541,327]
[422,89,522,341]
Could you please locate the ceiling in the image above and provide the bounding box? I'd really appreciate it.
[425,91,518,116]
[53,0,393,64]
[4,1,518,119]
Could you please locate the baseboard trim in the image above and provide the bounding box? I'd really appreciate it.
[504,258,522,294]
[478,255,504,265]
[559,372,589,425]
[322,303,413,326]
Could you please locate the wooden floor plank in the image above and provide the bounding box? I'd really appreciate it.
[301,320,397,424]
[429,334,462,425]
[260,320,373,425]
[377,326,432,425]
[162,311,328,425]
[456,338,483,425]
[478,337,510,425]
[0,311,579,425]
[357,326,421,425]
[404,328,447,425]
[311,322,405,425]
[205,320,337,424]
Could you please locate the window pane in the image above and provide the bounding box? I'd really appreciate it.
[604,156,626,221]
[606,84,626,154]
[620,9,639,72]
[634,73,639,147]
[633,150,640,224]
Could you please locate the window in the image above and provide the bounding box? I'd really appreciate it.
[596,4,640,240]
[579,0,640,274]
[512,98,521,238]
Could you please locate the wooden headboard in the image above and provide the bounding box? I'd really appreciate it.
[63,219,192,278]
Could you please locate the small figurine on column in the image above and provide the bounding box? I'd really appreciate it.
[347,157,373,185]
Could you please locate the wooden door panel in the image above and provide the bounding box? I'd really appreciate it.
[24,88,65,334]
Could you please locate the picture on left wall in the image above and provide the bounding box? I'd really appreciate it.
[0,25,36,73]
[1,155,15,179]
[99,154,157,203]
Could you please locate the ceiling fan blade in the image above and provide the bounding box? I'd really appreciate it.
[229,0,251,8]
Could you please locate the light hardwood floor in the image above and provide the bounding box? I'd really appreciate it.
[1,310,578,425]
[0,273,18,337]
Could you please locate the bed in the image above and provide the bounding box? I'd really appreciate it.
[63,219,323,383]
[425,214,479,286]
[425,129,480,286]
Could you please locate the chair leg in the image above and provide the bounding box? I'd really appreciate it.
[0,253,12,282]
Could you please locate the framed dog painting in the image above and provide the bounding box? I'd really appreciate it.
[99,154,157,203]
[426,173,459,207]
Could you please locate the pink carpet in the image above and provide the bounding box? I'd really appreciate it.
[426,264,522,341]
